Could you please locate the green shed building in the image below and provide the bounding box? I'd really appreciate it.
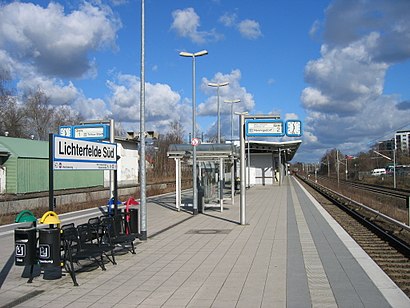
[0,137,103,194]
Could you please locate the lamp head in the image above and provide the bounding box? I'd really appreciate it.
[194,50,208,57]
[225,99,241,104]
[179,51,193,57]
[180,50,208,58]
[208,81,229,87]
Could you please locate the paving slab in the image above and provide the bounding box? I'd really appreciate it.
[0,177,409,307]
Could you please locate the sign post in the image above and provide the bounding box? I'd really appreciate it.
[49,134,54,212]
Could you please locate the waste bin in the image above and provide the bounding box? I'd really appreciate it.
[129,208,138,234]
[235,178,240,191]
[38,228,61,268]
[107,198,122,216]
[198,187,204,213]
[14,227,37,266]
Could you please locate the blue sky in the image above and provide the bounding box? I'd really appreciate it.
[1,0,410,162]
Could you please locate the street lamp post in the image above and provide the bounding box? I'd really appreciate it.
[208,82,229,143]
[224,99,240,205]
[224,99,240,142]
[208,81,229,212]
[179,50,208,215]
[373,149,397,189]
[139,0,147,240]
[236,111,248,225]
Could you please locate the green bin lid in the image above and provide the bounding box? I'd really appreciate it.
[15,210,37,223]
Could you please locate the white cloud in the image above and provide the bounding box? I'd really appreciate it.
[267,78,276,86]
[171,8,222,44]
[0,2,121,78]
[284,113,299,121]
[301,87,329,110]
[0,1,123,126]
[219,12,262,40]
[110,0,128,6]
[73,97,111,120]
[106,74,189,132]
[309,20,321,37]
[300,0,410,160]
[199,69,254,116]
[323,0,410,63]
[198,69,255,137]
[238,19,262,40]
[14,73,111,120]
[17,76,80,106]
[219,12,237,27]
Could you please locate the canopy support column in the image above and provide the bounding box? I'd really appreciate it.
[231,157,235,204]
[175,158,181,211]
[219,158,224,212]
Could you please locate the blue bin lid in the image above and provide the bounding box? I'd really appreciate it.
[107,198,122,206]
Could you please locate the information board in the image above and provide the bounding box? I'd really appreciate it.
[246,119,284,137]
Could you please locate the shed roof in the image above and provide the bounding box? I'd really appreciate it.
[0,137,48,159]
[0,144,10,157]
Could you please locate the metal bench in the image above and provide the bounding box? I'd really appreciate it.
[101,214,137,255]
[61,224,107,286]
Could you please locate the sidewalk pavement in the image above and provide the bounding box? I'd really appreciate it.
[0,177,409,307]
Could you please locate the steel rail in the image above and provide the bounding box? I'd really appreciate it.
[299,175,410,256]
[316,175,410,199]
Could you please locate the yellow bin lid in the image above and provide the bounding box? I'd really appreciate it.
[39,211,61,225]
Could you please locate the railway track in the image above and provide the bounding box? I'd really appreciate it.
[323,176,410,200]
[311,175,410,226]
[297,175,410,297]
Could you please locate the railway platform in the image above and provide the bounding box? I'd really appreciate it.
[0,176,409,307]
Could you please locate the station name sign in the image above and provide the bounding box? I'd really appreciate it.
[53,135,117,170]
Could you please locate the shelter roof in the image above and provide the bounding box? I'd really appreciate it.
[167,140,302,162]
[246,140,302,161]
[167,143,239,161]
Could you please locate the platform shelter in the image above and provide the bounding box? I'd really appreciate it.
[245,140,302,186]
[167,143,238,212]
[167,139,301,214]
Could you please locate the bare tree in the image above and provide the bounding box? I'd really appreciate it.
[51,105,84,134]
[167,120,185,144]
[0,69,11,99]
[0,70,12,134]
[114,122,126,137]
[2,98,27,138]
[151,121,186,178]
[0,70,27,138]
[23,89,54,140]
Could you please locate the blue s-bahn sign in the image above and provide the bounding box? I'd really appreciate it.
[59,124,110,141]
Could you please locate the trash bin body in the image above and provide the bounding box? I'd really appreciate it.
[38,228,61,268]
[15,227,37,266]
[129,208,138,234]
[235,178,240,191]
[198,187,204,213]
